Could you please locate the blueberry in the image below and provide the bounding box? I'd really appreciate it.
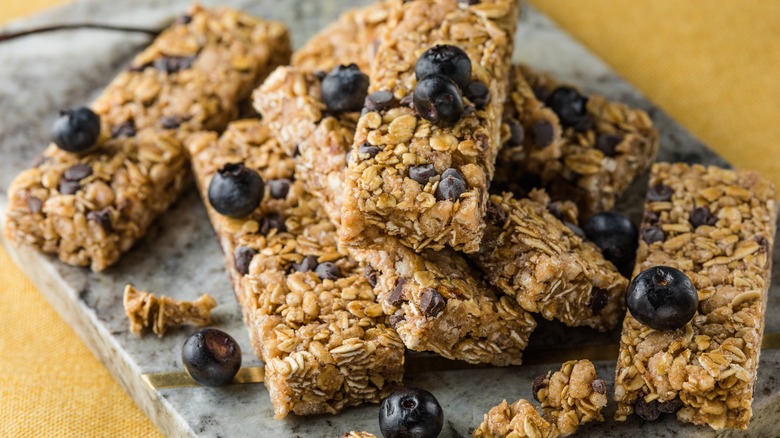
[627,266,698,331]
[583,212,638,277]
[464,81,490,109]
[321,64,369,113]
[415,44,472,89]
[207,163,265,218]
[379,386,443,438]
[182,328,242,387]
[545,86,588,128]
[51,107,101,153]
[413,75,464,127]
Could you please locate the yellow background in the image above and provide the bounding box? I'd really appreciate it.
[1,0,779,435]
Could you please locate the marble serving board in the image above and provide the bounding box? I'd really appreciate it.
[1,1,778,436]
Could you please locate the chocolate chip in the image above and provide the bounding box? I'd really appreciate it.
[233,246,257,276]
[591,379,606,395]
[547,202,564,220]
[458,0,480,5]
[260,213,286,234]
[532,85,550,101]
[647,184,673,202]
[531,119,555,147]
[364,264,378,288]
[565,221,586,239]
[314,70,327,81]
[634,398,661,421]
[111,121,137,138]
[268,179,292,199]
[465,81,490,110]
[153,55,196,74]
[27,196,42,213]
[436,168,467,202]
[400,93,414,108]
[756,235,770,252]
[420,288,446,317]
[409,163,436,184]
[690,206,717,228]
[87,208,113,233]
[643,211,660,226]
[532,374,548,402]
[589,288,609,315]
[358,142,382,159]
[389,312,405,328]
[486,201,507,225]
[657,398,684,414]
[595,133,622,157]
[364,90,395,111]
[388,278,406,306]
[58,180,80,195]
[292,144,301,157]
[161,115,184,129]
[63,163,92,181]
[642,226,665,244]
[507,119,524,146]
[292,255,318,273]
[315,262,342,281]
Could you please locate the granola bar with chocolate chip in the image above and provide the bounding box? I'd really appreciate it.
[472,190,628,331]
[614,163,776,430]
[4,6,291,271]
[494,64,659,219]
[186,120,404,418]
[256,66,535,366]
[340,0,520,254]
[474,360,607,438]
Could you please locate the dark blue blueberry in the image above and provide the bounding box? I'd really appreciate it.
[207,163,265,218]
[52,107,101,153]
[627,266,698,331]
[321,64,369,113]
[583,212,638,277]
[182,328,241,387]
[415,44,472,89]
[413,75,464,127]
[379,386,443,438]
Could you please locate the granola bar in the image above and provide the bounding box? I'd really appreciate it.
[291,1,392,73]
[474,360,607,438]
[340,0,520,253]
[3,6,291,271]
[123,284,216,336]
[472,190,629,331]
[186,120,404,418]
[256,67,536,366]
[614,163,776,429]
[494,64,659,218]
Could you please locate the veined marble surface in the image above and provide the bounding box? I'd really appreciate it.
[0,1,777,437]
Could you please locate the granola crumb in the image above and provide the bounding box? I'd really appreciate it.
[123,284,217,336]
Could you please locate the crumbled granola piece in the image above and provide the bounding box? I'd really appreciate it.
[123,284,216,336]
[494,65,659,218]
[340,0,520,253]
[614,163,776,430]
[475,360,607,438]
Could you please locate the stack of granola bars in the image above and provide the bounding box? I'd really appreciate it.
[4,0,776,433]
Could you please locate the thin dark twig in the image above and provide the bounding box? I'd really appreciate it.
[0,23,160,43]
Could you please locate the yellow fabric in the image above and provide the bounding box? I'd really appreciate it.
[1,1,779,436]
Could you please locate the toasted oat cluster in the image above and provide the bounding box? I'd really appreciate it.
[474,360,607,438]
[473,190,628,331]
[340,0,520,254]
[614,163,776,429]
[187,119,405,418]
[4,6,291,271]
[494,64,660,218]
[341,432,378,438]
[123,284,216,336]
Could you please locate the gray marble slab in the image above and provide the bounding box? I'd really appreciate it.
[0,1,777,437]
